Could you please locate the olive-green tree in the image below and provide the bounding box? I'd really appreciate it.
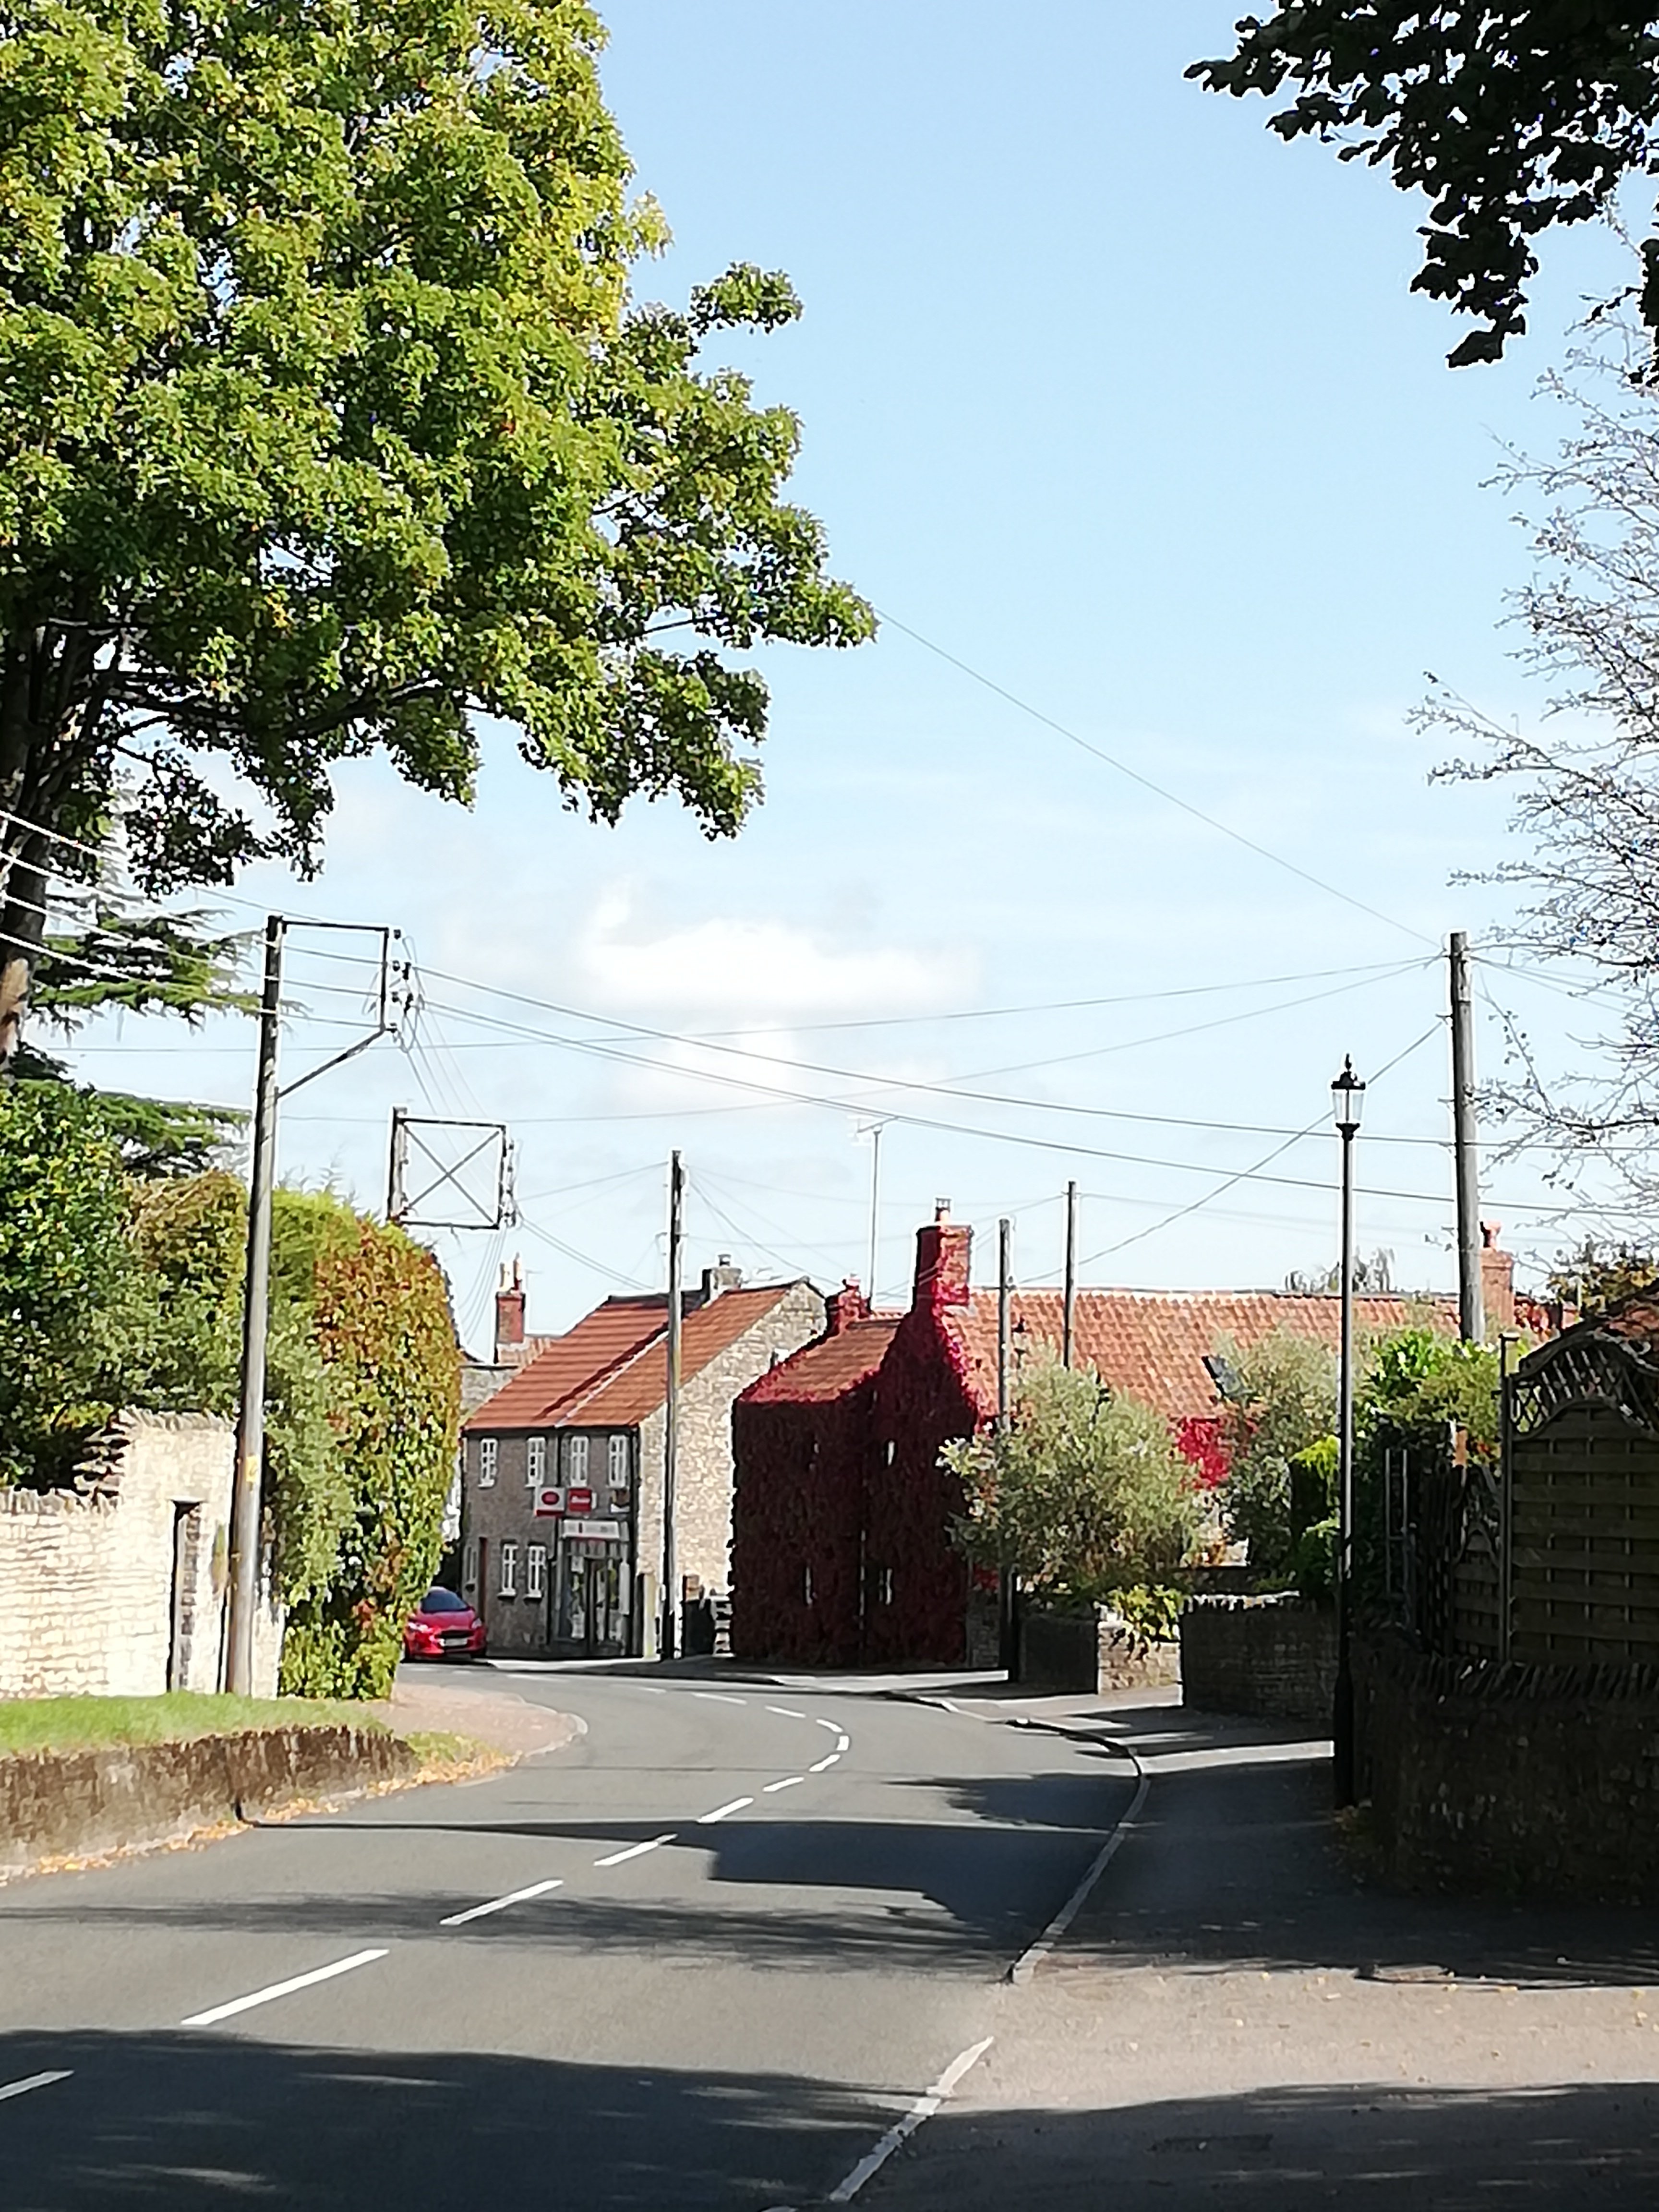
[1212,1328,1339,1580]
[945,1360,1201,1611]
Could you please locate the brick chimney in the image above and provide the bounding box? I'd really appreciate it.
[827,1277,868,1335]
[1480,1222,1515,1336]
[494,1257,526,1363]
[913,1202,972,1312]
[700,1253,744,1303]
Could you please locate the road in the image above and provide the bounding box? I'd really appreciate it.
[0,1666,1135,2210]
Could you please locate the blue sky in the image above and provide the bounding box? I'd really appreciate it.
[59,2,1645,1351]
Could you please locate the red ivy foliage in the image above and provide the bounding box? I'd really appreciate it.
[1174,1414,1229,1490]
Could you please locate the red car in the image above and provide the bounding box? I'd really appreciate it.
[403,1586,487,1661]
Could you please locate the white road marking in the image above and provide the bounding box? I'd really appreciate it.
[762,1776,805,1793]
[181,1948,388,2027]
[594,1834,675,1867]
[694,1692,748,1706]
[697,1796,754,1825]
[827,2037,995,2201]
[766,1705,806,1719]
[1007,1750,1150,1984]
[0,2070,72,2104]
[808,1753,839,1773]
[814,1717,842,1734]
[835,1734,851,1751]
[439,1879,565,1927]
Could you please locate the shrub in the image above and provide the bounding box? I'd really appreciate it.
[946,1359,1202,1610]
[1213,1329,1337,1579]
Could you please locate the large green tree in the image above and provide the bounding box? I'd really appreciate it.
[0,0,871,1054]
[1192,8,1659,364]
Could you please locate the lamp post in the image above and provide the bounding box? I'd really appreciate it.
[1330,1054,1365,1807]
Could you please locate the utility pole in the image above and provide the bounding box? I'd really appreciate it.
[997,1217,1012,1429]
[660,1149,684,1662]
[227,915,285,1695]
[858,1119,887,1300]
[1449,931,1484,1343]
[1062,1180,1078,1369]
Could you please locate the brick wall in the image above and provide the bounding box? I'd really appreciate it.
[1179,1595,1336,1724]
[1356,1635,1659,1901]
[0,1412,282,1700]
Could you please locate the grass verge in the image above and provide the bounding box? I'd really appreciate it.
[0,1692,386,1758]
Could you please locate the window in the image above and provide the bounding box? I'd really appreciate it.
[478,1437,498,1487]
[876,1566,894,1606]
[462,1539,479,1590]
[566,1434,589,1485]
[528,1434,547,1487]
[607,1432,629,1488]
[499,1542,519,1599]
[527,1545,546,1600]
[803,1563,814,1607]
[885,1440,896,1466]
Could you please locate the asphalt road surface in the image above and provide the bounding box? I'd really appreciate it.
[0,1667,1135,2210]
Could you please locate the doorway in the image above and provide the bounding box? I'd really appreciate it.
[555,1543,628,1657]
[167,1504,202,1691]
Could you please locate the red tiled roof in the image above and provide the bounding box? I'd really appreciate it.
[463,1298,669,1431]
[739,1316,902,1406]
[465,1284,809,1432]
[947,1287,1457,1426]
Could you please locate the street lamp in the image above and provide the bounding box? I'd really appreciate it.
[1330,1054,1365,1807]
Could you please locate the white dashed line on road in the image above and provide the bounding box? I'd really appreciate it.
[814,1718,842,1734]
[826,2037,995,2201]
[0,2071,72,2104]
[697,1797,754,1825]
[181,1949,388,2027]
[439,1879,565,1927]
[766,1705,806,1719]
[762,1776,805,1793]
[808,1754,839,1774]
[694,1693,748,1706]
[835,1734,851,1752]
[594,1834,676,1867]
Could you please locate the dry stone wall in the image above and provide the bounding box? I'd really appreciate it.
[0,1412,282,1700]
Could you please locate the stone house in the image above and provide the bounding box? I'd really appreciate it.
[461,1264,824,1659]
[731,1207,1527,1670]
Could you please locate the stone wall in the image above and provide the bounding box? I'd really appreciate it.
[0,1412,282,1700]
[0,1724,412,1873]
[1355,1635,1659,1902]
[1016,1606,1181,1695]
[1179,1594,1336,1724]
[635,1282,826,1643]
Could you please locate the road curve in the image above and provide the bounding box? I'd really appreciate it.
[0,1669,1135,2210]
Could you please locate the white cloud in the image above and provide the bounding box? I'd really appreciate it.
[570,887,972,1022]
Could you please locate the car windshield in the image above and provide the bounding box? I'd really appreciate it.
[420,1588,468,1614]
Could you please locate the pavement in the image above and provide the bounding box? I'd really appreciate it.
[857,1692,1659,2210]
[0,1660,1137,2209]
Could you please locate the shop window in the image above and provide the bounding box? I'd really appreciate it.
[528,1434,547,1488]
[527,1545,546,1600]
[499,1542,519,1599]
[478,1437,498,1488]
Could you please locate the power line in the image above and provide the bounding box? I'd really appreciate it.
[874,607,1440,950]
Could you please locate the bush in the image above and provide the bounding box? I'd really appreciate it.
[946,1359,1202,1610]
[1213,1329,1337,1578]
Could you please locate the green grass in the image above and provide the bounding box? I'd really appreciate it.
[0,1692,386,1757]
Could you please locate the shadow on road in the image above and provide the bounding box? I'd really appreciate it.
[0,2028,878,2210]
[860,2079,1659,2210]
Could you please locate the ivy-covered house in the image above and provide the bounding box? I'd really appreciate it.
[730,1207,1489,1670]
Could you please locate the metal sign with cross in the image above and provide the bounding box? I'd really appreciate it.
[386,1108,517,1232]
